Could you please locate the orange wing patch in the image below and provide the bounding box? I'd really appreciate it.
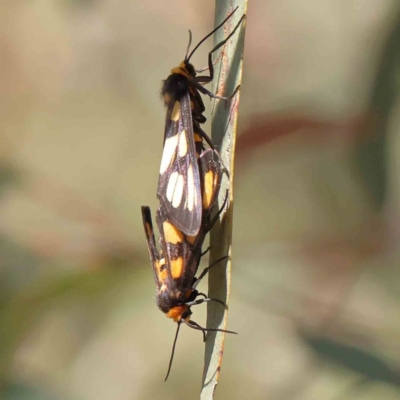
[163,221,184,244]
[171,101,181,122]
[202,170,215,209]
[156,258,168,282]
[170,257,184,279]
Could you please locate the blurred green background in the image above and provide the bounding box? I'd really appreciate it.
[1,1,400,399]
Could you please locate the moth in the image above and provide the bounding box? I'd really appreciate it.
[157,7,245,236]
[142,149,235,380]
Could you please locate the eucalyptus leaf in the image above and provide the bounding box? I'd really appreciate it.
[201,1,247,398]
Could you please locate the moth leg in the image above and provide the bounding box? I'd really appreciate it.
[194,14,246,84]
[185,297,226,308]
[192,255,229,290]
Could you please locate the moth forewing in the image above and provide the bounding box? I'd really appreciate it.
[157,93,202,237]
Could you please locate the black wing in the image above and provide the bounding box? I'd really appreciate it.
[141,206,164,290]
[157,93,202,237]
[155,205,196,295]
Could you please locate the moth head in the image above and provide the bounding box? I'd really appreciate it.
[166,305,191,322]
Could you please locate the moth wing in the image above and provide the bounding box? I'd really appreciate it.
[155,205,196,293]
[157,94,202,236]
[141,206,163,289]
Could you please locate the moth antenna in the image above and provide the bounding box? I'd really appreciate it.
[184,30,193,61]
[186,6,238,63]
[164,321,182,382]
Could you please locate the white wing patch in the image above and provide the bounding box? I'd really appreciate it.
[186,165,195,211]
[166,171,184,209]
[178,129,188,157]
[160,135,179,174]
[172,175,184,208]
[166,171,179,202]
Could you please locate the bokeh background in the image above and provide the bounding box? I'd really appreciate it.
[1,1,400,399]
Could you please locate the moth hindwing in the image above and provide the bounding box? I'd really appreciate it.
[157,7,245,237]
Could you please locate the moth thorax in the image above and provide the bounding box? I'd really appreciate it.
[170,61,196,79]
